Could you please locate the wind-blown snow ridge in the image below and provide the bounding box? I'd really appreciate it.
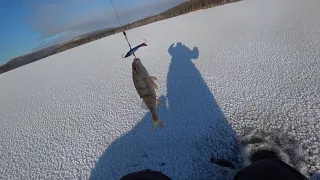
[1,0,320,179]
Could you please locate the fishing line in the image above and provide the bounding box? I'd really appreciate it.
[109,0,136,58]
[110,0,122,27]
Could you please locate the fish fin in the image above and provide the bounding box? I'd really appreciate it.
[156,97,163,107]
[141,100,148,110]
[151,81,158,89]
[150,76,157,81]
[152,119,164,131]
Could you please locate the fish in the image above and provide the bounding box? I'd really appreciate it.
[124,43,147,58]
[132,57,164,131]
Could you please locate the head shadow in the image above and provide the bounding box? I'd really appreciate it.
[89,42,239,180]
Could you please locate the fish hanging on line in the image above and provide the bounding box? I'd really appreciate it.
[132,57,164,131]
[123,41,147,58]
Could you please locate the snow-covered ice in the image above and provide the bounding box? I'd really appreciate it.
[1,0,320,179]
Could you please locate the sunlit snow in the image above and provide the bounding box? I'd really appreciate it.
[1,0,319,179]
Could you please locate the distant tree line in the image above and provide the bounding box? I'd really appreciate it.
[57,0,241,53]
[0,0,241,74]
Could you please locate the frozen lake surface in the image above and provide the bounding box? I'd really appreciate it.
[0,0,319,179]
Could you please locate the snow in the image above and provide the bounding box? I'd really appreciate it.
[1,0,320,179]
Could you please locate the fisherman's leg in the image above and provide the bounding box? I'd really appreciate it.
[233,158,309,180]
[120,169,172,180]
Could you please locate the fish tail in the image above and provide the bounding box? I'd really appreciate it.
[151,109,164,131]
[152,118,164,131]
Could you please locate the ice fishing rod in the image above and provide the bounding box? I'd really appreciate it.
[109,0,147,59]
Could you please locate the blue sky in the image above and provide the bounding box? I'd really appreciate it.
[0,0,185,64]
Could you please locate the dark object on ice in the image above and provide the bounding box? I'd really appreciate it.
[210,156,236,169]
[239,129,309,177]
[233,158,309,180]
[250,149,280,162]
[120,128,311,180]
[120,158,308,180]
[120,169,172,180]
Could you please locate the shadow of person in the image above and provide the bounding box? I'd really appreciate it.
[89,42,239,180]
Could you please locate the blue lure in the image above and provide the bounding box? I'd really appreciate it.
[122,42,147,58]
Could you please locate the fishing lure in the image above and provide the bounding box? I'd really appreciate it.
[122,41,147,58]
